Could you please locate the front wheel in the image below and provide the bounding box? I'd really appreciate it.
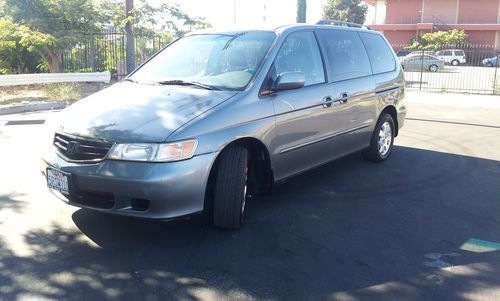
[362,113,395,162]
[429,64,438,72]
[213,146,249,229]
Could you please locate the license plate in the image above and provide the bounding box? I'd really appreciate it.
[47,168,71,195]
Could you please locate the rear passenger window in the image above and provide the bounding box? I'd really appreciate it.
[359,32,396,74]
[317,29,372,82]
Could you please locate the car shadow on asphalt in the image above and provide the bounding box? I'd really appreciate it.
[1,146,500,300]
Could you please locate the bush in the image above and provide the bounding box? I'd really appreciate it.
[45,83,81,101]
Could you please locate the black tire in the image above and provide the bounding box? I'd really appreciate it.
[213,146,248,229]
[362,113,395,162]
[429,64,438,72]
[451,59,459,66]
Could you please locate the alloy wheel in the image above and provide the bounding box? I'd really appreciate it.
[378,121,392,156]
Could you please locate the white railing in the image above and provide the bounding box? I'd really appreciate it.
[0,71,111,86]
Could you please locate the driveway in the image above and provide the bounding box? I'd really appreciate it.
[1,92,499,300]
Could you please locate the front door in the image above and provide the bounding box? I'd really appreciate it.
[266,31,355,181]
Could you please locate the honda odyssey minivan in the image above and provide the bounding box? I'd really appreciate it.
[42,21,406,229]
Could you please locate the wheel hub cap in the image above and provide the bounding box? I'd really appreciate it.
[378,121,392,156]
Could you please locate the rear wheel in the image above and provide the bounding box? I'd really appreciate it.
[213,146,249,229]
[451,59,459,66]
[429,64,438,72]
[362,113,395,162]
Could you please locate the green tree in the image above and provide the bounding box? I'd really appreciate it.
[322,0,368,24]
[0,17,54,73]
[405,29,468,50]
[5,0,98,72]
[296,0,307,23]
[2,0,209,73]
[96,0,210,36]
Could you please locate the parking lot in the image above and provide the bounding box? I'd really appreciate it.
[405,65,500,94]
[1,92,500,300]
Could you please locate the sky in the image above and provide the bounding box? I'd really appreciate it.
[148,0,373,29]
[150,0,374,29]
[169,0,322,28]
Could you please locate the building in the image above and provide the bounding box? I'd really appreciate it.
[366,0,500,47]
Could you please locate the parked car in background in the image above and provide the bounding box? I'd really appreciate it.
[435,49,466,66]
[482,55,500,67]
[401,54,444,72]
[409,50,436,56]
[42,22,406,229]
[396,50,411,57]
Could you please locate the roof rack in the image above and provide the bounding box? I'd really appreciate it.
[316,19,372,30]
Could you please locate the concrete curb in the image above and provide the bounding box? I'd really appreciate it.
[0,101,72,116]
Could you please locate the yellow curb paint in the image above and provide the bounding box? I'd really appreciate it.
[460,238,500,253]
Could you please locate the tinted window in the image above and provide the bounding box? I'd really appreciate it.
[454,50,465,56]
[274,31,325,86]
[439,50,452,56]
[359,32,396,74]
[317,29,372,82]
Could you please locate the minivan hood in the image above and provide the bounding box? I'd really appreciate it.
[56,82,237,143]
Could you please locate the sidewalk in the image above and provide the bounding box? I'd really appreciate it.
[405,91,500,128]
[406,91,500,108]
[0,101,70,116]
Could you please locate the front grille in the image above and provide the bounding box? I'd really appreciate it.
[54,133,113,161]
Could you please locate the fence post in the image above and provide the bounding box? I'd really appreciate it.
[419,49,424,91]
[90,30,96,72]
[493,48,498,95]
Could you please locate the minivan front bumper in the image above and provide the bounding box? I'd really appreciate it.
[41,149,219,219]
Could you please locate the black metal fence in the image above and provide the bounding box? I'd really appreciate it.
[61,36,500,94]
[392,44,500,94]
[61,31,172,78]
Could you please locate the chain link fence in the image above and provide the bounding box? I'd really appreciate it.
[61,31,172,79]
[392,44,500,94]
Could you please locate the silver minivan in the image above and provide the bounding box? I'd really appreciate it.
[42,22,406,229]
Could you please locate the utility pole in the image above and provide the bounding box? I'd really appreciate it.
[125,0,136,75]
[233,0,236,25]
[263,4,266,23]
[296,0,307,23]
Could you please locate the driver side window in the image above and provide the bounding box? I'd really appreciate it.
[274,31,325,86]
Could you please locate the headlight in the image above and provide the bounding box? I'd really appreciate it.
[107,139,198,162]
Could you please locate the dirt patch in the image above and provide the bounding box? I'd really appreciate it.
[0,82,111,106]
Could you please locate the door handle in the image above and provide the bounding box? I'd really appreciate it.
[337,92,349,104]
[322,96,333,108]
[323,93,348,108]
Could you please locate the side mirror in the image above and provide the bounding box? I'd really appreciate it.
[274,71,305,92]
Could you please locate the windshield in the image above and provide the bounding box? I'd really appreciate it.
[130,31,276,90]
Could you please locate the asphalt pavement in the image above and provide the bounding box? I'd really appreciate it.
[1,92,500,301]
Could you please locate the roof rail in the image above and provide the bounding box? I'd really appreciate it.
[316,19,372,30]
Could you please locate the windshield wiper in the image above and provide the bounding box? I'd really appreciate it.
[155,80,221,91]
[123,78,139,83]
